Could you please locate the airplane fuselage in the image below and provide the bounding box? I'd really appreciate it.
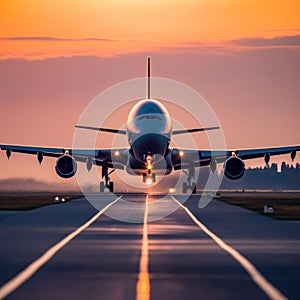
[125,99,173,177]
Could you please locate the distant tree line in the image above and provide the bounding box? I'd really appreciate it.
[220,162,300,190]
[196,162,300,190]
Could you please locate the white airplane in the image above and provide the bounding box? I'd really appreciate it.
[1,57,299,193]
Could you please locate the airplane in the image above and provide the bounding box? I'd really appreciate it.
[1,57,299,194]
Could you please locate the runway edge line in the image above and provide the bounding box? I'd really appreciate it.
[0,196,122,300]
[171,196,288,300]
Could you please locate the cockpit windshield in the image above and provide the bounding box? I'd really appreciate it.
[127,99,172,134]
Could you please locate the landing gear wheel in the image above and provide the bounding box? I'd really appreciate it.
[101,166,115,193]
[100,181,105,193]
[108,181,114,193]
[152,173,156,183]
[142,173,147,183]
[191,182,197,194]
[142,173,156,184]
[182,182,188,194]
[182,166,196,194]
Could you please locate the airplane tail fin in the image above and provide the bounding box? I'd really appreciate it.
[147,56,150,99]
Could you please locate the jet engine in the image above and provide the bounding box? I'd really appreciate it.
[224,156,245,180]
[55,155,77,178]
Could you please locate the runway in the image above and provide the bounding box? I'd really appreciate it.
[0,194,299,300]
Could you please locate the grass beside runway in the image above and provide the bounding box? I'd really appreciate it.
[218,191,300,221]
[0,193,82,211]
[2,191,299,220]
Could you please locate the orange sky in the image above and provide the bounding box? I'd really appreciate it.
[0,0,300,59]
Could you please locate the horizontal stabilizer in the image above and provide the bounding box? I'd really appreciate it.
[75,125,127,135]
[172,126,219,135]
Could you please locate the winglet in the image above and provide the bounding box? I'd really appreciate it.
[147,56,151,99]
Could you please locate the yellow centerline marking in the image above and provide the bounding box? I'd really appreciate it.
[0,196,122,300]
[136,194,150,300]
[171,196,288,300]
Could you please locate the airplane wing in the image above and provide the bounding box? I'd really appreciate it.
[74,125,127,135]
[0,144,128,170]
[172,126,220,135]
[1,142,299,180]
[172,145,300,170]
[3,144,299,166]
[75,125,220,136]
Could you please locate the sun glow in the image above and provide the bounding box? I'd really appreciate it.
[0,0,299,59]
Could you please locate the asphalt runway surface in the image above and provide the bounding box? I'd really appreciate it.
[0,194,299,300]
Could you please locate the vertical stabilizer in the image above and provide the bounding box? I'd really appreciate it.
[147,56,151,99]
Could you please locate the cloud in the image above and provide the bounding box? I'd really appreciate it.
[0,36,159,43]
[232,34,300,47]
[262,29,300,33]
[0,36,114,42]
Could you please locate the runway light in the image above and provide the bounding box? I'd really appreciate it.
[179,151,184,157]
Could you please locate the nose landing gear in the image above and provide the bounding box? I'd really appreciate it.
[142,154,156,184]
[142,172,156,184]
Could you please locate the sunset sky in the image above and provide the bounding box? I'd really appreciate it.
[0,0,299,190]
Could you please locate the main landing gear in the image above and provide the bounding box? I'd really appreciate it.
[100,165,115,193]
[182,166,197,194]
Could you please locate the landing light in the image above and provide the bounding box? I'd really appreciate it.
[179,151,184,157]
[115,150,120,156]
[169,188,176,193]
[146,178,153,185]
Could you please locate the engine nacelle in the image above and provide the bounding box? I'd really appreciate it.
[224,156,245,180]
[55,155,77,178]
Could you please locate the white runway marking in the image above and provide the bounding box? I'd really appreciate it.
[0,196,122,300]
[136,195,150,300]
[171,196,288,300]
